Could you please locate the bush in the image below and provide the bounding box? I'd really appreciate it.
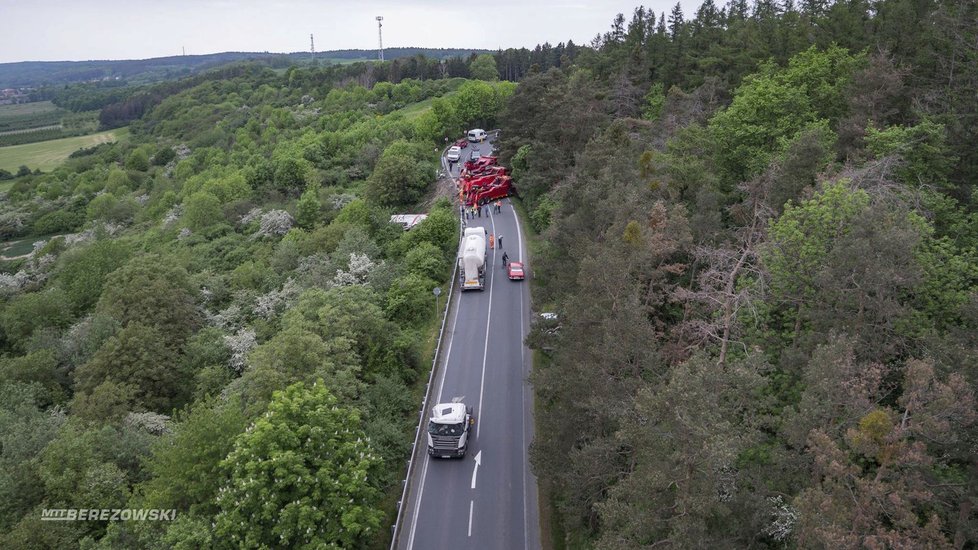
[32,210,84,235]
[385,273,438,323]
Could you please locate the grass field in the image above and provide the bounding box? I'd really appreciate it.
[395,98,436,121]
[0,128,127,172]
[0,236,40,259]
[0,101,58,118]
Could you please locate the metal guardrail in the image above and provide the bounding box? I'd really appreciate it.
[388,142,464,549]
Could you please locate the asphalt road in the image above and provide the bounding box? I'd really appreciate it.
[395,136,541,550]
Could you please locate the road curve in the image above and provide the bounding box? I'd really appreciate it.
[394,136,541,550]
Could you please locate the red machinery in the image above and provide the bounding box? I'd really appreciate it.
[462,164,508,179]
[463,156,497,172]
[460,175,515,206]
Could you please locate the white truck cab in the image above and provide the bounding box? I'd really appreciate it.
[427,402,474,458]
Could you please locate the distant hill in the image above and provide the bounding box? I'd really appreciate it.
[0,48,491,89]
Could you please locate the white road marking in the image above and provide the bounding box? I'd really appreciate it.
[471,450,482,489]
[514,204,531,550]
[477,213,496,438]
[512,200,524,263]
[468,500,474,537]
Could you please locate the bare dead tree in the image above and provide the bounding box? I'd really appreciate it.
[674,166,776,365]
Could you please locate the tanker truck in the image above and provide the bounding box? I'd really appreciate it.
[458,227,487,291]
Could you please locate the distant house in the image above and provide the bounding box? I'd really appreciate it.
[390,214,428,231]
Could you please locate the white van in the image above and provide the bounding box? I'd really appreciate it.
[467,128,487,142]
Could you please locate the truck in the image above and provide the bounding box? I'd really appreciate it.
[426,401,474,458]
[458,227,487,291]
[463,175,515,207]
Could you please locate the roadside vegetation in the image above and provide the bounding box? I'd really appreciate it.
[0,59,510,548]
[503,1,978,547]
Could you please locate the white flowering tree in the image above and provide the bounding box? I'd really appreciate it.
[124,412,171,435]
[256,210,294,238]
[239,207,264,226]
[224,329,257,374]
[331,252,379,286]
[253,278,301,319]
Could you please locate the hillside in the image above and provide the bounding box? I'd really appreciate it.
[0,48,492,88]
[500,0,978,547]
[0,58,511,547]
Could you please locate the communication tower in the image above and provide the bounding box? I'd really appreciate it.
[376,16,384,61]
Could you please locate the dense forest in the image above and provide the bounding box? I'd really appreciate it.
[0,58,512,547]
[499,0,978,547]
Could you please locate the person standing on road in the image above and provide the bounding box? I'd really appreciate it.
[477,204,482,218]
[497,234,503,249]
[489,233,495,249]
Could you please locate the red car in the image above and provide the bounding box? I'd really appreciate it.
[507,261,525,280]
[454,138,469,149]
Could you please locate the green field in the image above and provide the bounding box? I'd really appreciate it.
[0,101,58,117]
[0,128,127,172]
[0,236,40,259]
[395,98,435,120]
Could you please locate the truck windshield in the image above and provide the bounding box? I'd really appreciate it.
[427,422,464,436]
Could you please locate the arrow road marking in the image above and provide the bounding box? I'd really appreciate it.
[471,450,482,489]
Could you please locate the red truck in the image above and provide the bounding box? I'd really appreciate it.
[461,175,515,206]
[463,156,498,172]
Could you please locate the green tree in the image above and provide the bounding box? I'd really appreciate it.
[865,119,957,188]
[239,324,361,408]
[95,255,200,343]
[0,382,66,532]
[182,191,224,231]
[125,149,150,171]
[215,381,383,548]
[295,182,322,229]
[73,323,187,412]
[762,180,871,338]
[470,53,500,81]
[139,397,247,516]
[365,146,432,207]
[273,155,308,197]
[57,239,132,313]
[0,288,72,349]
[404,241,448,280]
[86,192,135,223]
[0,350,65,407]
[709,45,860,183]
[386,273,438,323]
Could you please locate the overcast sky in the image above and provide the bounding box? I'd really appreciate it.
[0,0,698,63]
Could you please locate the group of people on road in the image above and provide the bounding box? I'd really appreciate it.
[461,199,505,220]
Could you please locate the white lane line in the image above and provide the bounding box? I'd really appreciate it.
[512,200,524,263]
[477,213,497,438]
[515,204,531,550]
[468,500,474,537]
[521,282,529,550]
[407,291,463,550]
